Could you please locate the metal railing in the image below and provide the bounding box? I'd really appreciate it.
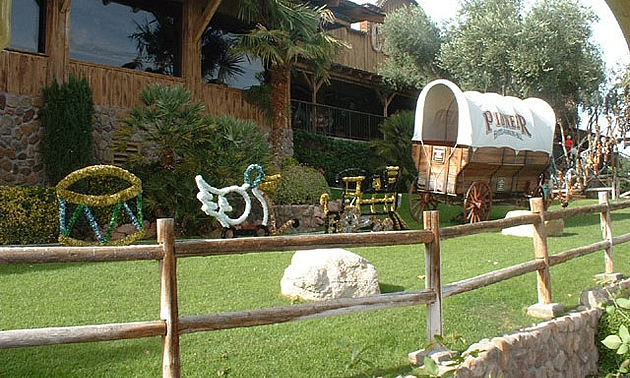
[291,99,384,141]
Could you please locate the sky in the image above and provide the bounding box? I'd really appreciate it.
[356,0,630,72]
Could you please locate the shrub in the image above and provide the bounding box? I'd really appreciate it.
[119,85,274,236]
[293,130,382,186]
[197,115,274,188]
[272,165,330,205]
[0,186,58,245]
[40,74,94,185]
[370,111,416,191]
[598,297,630,375]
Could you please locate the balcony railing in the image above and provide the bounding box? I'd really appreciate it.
[291,100,384,141]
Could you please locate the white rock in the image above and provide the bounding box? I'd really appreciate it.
[280,248,380,301]
[501,210,564,237]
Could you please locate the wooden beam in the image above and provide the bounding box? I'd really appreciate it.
[179,290,435,333]
[194,0,223,43]
[158,219,181,378]
[530,198,552,305]
[0,321,166,349]
[59,0,70,13]
[424,210,443,342]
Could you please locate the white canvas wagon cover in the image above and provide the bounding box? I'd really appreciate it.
[412,79,556,155]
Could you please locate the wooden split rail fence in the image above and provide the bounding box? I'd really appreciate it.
[1,192,630,377]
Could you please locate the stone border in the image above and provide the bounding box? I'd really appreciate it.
[415,278,630,378]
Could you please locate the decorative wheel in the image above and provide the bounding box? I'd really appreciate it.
[221,227,237,239]
[255,225,270,237]
[464,182,493,223]
[408,177,439,222]
[531,184,552,210]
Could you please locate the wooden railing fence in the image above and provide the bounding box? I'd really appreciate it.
[1,192,630,377]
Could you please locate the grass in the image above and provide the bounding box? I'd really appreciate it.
[1,197,630,377]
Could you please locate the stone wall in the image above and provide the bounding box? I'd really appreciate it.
[0,92,44,185]
[273,204,325,233]
[453,308,601,378]
[418,281,630,377]
[92,105,128,166]
[0,91,124,186]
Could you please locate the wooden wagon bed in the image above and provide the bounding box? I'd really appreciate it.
[410,80,556,223]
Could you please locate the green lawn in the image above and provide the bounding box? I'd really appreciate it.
[1,197,629,377]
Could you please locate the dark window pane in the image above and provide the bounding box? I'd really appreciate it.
[10,0,46,53]
[201,23,263,89]
[70,0,182,76]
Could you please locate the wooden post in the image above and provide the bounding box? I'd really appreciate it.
[423,210,442,343]
[47,0,70,83]
[530,198,552,305]
[599,191,614,274]
[158,219,180,378]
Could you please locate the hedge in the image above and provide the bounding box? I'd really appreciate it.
[293,130,383,186]
[0,185,58,245]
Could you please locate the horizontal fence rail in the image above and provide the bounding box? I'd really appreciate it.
[2,193,630,377]
[0,244,162,264]
[178,290,436,334]
[0,321,166,349]
[174,229,434,257]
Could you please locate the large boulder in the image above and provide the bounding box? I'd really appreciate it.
[501,210,564,237]
[281,248,380,301]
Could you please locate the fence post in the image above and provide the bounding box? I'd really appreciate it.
[423,210,442,343]
[158,219,181,378]
[527,198,563,318]
[597,191,621,281]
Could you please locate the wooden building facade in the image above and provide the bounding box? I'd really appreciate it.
[0,0,414,186]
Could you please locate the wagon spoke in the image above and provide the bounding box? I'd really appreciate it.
[464,182,492,223]
[408,178,438,223]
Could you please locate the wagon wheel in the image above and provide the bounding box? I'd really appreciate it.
[464,182,493,223]
[255,225,270,237]
[221,227,237,239]
[531,184,552,210]
[408,177,439,222]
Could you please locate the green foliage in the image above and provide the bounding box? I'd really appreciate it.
[439,0,604,125]
[0,186,58,245]
[242,74,272,121]
[40,75,94,185]
[293,130,382,186]
[380,5,442,91]
[197,115,274,189]
[117,84,208,170]
[236,0,346,162]
[370,111,416,190]
[236,0,344,82]
[271,165,330,205]
[598,294,630,376]
[118,85,273,235]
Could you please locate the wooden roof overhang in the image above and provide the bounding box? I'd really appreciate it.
[309,0,385,26]
[606,0,630,50]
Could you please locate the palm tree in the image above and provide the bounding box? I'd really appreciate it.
[236,0,345,165]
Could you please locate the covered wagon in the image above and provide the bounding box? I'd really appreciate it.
[410,79,556,223]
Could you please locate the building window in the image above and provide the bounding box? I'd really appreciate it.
[70,0,182,76]
[201,18,264,89]
[10,0,47,53]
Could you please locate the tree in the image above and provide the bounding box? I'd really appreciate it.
[118,84,208,171]
[439,0,524,95]
[40,75,94,184]
[236,0,345,166]
[439,0,604,128]
[379,5,443,91]
[370,111,416,189]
